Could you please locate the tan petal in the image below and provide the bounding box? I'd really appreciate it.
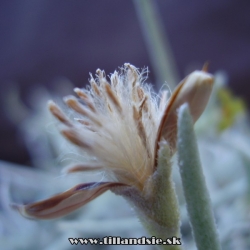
[74,88,96,113]
[154,70,214,166]
[64,96,102,126]
[12,182,127,219]
[61,128,92,149]
[62,163,104,174]
[48,101,72,127]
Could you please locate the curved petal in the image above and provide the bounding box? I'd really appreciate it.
[12,182,127,219]
[48,101,72,127]
[154,70,214,167]
[62,163,104,174]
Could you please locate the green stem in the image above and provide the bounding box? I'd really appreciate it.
[177,103,221,250]
[121,142,182,249]
[133,0,179,90]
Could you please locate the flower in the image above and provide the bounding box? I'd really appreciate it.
[13,63,213,221]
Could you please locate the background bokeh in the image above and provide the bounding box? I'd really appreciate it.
[1,1,250,250]
[1,0,250,165]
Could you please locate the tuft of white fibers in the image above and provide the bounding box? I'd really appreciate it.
[49,63,167,191]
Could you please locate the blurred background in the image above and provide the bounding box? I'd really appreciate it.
[1,0,250,165]
[0,0,250,249]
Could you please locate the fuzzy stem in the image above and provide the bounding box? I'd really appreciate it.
[119,142,182,249]
[177,103,221,250]
[144,141,182,250]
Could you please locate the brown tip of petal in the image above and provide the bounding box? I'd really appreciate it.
[74,88,96,113]
[61,129,91,149]
[62,164,103,174]
[64,96,101,126]
[13,182,128,219]
[90,77,101,96]
[202,61,210,72]
[137,86,144,101]
[64,96,84,114]
[104,83,122,113]
[48,100,72,127]
[74,88,88,99]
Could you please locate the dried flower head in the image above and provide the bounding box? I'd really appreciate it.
[13,63,213,220]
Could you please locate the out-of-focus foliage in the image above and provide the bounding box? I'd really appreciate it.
[217,87,246,132]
